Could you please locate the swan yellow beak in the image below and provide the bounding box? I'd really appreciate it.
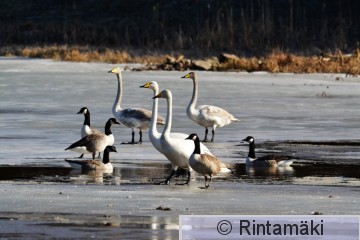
[181,73,191,78]
[140,82,151,88]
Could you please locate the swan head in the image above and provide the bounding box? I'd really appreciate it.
[242,136,255,143]
[153,89,172,99]
[108,67,122,74]
[185,133,199,141]
[77,107,88,115]
[104,145,117,153]
[181,72,196,80]
[107,118,121,125]
[140,81,158,91]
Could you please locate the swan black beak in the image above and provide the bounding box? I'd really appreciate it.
[108,70,113,73]
[181,73,190,78]
[153,93,161,99]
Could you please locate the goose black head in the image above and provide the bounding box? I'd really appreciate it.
[77,107,88,115]
[185,133,199,141]
[105,145,117,153]
[242,136,255,143]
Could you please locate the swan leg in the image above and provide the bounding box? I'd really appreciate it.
[122,131,138,144]
[176,169,191,185]
[97,152,101,158]
[139,130,143,143]
[211,129,215,142]
[92,152,96,160]
[78,154,84,158]
[202,128,209,142]
[156,170,176,185]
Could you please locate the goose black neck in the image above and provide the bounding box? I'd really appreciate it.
[105,121,113,135]
[103,149,110,164]
[193,137,201,155]
[83,111,91,127]
[248,141,256,158]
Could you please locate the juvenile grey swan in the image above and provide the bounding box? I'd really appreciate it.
[242,136,295,166]
[65,145,117,172]
[77,107,102,158]
[65,118,120,160]
[181,72,239,142]
[186,133,231,188]
[108,67,165,144]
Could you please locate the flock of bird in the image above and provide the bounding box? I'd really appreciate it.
[65,68,295,188]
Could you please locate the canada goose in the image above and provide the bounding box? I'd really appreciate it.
[242,136,295,166]
[181,72,239,142]
[139,81,212,154]
[65,145,116,172]
[77,107,102,158]
[185,133,228,188]
[65,118,120,160]
[108,67,165,144]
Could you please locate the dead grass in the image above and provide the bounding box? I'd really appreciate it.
[1,45,360,75]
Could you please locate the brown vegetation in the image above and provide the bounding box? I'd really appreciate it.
[1,45,360,76]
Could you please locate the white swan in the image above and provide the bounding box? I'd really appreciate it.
[181,72,240,142]
[140,81,212,155]
[154,89,221,185]
[108,67,165,144]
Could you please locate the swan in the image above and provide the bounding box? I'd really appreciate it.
[185,133,228,188]
[108,67,165,144]
[139,81,212,154]
[242,136,295,166]
[77,107,102,158]
[181,72,240,142]
[65,145,116,172]
[153,89,220,185]
[65,118,120,159]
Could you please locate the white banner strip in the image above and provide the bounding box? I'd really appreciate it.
[179,215,359,240]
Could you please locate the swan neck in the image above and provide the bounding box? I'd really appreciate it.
[150,87,159,135]
[248,142,256,158]
[113,73,123,114]
[163,94,172,137]
[187,75,198,113]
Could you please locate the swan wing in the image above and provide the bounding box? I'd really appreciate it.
[198,105,238,122]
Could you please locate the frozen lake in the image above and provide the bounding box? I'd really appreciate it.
[0,58,359,239]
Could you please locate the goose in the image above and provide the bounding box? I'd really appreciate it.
[185,133,229,189]
[65,145,116,172]
[108,67,165,144]
[77,107,102,158]
[139,81,212,154]
[242,136,295,166]
[65,118,120,160]
[181,72,239,142]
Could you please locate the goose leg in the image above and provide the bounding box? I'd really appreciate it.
[202,128,208,142]
[156,170,176,185]
[78,154,84,158]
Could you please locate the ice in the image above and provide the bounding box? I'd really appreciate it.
[0,58,359,239]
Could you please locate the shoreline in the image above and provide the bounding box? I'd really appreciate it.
[1,45,360,75]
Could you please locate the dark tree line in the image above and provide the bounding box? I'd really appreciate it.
[0,0,359,56]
